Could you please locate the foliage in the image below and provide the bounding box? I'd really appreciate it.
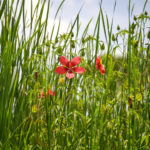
[0,0,150,149]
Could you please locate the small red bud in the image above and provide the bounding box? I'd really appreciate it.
[129,97,132,108]
[35,72,38,80]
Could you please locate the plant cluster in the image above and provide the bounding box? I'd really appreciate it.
[0,0,150,149]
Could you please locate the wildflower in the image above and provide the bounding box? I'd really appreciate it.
[59,77,65,84]
[55,56,86,79]
[96,56,105,74]
[129,97,132,108]
[32,105,38,113]
[40,89,55,98]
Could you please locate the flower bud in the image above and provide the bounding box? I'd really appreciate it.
[81,51,85,56]
[71,32,74,37]
[139,13,144,18]
[57,47,63,54]
[133,40,138,48]
[131,23,136,30]
[117,25,120,30]
[145,11,148,16]
[71,40,75,48]
[82,38,85,44]
[134,15,137,21]
[147,30,150,40]
[100,43,105,50]
[129,97,132,108]
[52,45,55,49]
[55,37,58,43]
[112,34,116,41]
[35,72,38,80]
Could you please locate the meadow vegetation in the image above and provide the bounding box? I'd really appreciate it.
[0,0,150,149]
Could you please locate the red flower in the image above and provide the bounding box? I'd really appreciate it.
[129,97,132,108]
[96,56,105,74]
[40,89,55,98]
[55,56,86,79]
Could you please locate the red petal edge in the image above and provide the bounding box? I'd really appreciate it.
[74,67,86,74]
[59,56,69,67]
[96,64,99,70]
[49,89,55,96]
[100,64,105,74]
[96,56,100,65]
[70,57,81,67]
[55,66,67,74]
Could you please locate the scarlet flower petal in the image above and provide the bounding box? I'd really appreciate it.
[39,92,45,99]
[59,56,69,67]
[66,71,75,79]
[70,57,81,67]
[73,67,86,74]
[96,56,101,65]
[42,93,45,96]
[96,64,99,70]
[49,89,53,95]
[55,66,67,74]
[100,64,105,74]
[49,89,55,96]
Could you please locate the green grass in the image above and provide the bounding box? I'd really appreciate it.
[0,0,150,149]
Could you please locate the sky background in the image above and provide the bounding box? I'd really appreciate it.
[45,0,150,35]
[0,0,149,56]
[22,0,149,56]
[0,0,149,36]
[21,0,150,37]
